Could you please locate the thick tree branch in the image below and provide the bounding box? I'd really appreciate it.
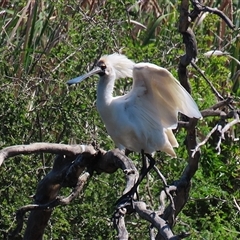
[167,0,236,231]
[2,145,138,239]
[112,208,129,240]
[0,143,96,167]
[134,202,181,240]
[164,0,201,229]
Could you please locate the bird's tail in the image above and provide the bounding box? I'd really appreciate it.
[161,129,179,158]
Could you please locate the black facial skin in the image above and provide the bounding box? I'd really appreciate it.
[97,60,106,76]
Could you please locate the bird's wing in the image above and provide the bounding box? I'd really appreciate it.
[131,62,202,129]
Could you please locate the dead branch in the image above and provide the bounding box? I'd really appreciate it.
[1,144,138,239]
[156,0,236,230]
[134,201,183,240]
[190,0,235,29]
[209,97,234,110]
[169,0,200,230]
[112,207,129,240]
[233,197,240,212]
[0,143,97,167]
[192,110,239,156]
[113,200,181,240]
[221,112,240,139]
[191,124,218,157]
[191,61,225,101]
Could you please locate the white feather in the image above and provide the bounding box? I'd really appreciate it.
[100,53,135,79]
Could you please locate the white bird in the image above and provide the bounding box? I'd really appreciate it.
[67,53,202,202]
[68,53,201,155]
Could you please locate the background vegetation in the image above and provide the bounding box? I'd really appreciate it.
[0,0,239,239]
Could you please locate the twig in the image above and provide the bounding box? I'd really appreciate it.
[192,125,218,157]
[233,197,240,212]
[221,116,240,140]
[216,117,240,154]
[191,61,224,101]
[52,46,83,73]
[192,112,239,156]
[205,97,233,110]
[215,124,224,155]
[153,165,168,187]
[153,165,177,223]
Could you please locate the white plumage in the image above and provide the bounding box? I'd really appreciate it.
[67,53,202,157]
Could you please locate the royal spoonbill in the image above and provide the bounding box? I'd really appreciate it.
[67,53,202,203]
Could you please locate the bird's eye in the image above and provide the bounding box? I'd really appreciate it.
[98,61,106,70]
[100,65,106,71]
[97,60,106,76]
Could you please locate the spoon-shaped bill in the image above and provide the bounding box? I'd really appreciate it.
[67,66,102,85]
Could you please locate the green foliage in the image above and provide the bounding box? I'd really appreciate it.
[0,0,239,239]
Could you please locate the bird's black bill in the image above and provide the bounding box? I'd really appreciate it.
[67,66,103,85]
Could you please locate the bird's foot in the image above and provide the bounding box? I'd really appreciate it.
[115,188,138,210]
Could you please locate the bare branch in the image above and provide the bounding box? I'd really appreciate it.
[191,61,224,101]
[201,109,226,117]
[204,97,233,110]
[59,171,91,205]
[0,143,97,167]
[233,197,240,212]
[221,114,240,140]
[112,208,129,240]
[192,111,239,156]
[190,0,235,29]
[4,145,139,239]
[134,201,180,240]
[158,185,177,216]
[192,124,218,157]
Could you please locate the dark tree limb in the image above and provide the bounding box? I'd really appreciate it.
[134,202,179,240]
[160,0,201,231]
[190,0,235,29]
[162,0,237,232]
[112,207,129,240]
[2,145,138,240]
[178,27,197,94]
[0,143,97,167]
[177,98,236,128]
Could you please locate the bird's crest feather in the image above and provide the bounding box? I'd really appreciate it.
[100,53,135,79]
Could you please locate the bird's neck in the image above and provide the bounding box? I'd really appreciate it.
[97,76,114,107]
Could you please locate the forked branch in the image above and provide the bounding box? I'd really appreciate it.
[2,145,138,239]
[192,110,240,157]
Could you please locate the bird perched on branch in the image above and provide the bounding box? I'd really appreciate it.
[67,53,202,203]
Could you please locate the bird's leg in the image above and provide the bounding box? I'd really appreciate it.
[115,150,155,209]
[138,151,155,186]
